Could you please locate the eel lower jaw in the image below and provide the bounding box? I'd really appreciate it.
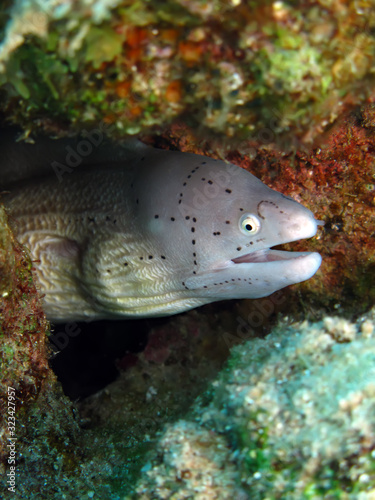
[187,250,322,293]
[230,249,322,281]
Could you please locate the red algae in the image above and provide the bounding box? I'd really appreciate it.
[0,205,51,462]
[250,110,375,312]
[161,103,375,314]
[0,205,92,498]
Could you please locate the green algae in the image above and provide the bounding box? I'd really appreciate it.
[84,26,123,68]
[1,0,375,143]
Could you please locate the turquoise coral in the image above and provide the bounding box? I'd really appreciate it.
[129,311,375,499]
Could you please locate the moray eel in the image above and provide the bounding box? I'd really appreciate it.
[1,138,322,322]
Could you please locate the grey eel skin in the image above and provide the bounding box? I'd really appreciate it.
[1,132,323,322]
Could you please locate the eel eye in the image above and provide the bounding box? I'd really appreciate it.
[239,214,261,235]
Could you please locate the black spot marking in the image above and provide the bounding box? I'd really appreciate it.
[123,262,128,266]
[191,227,195,233]
[139,256,144,260]
[250,241,253,245]
[161,255,166,259]
[192,217,197,222]
[201,177,206,181]
[192,240,196,245]
[203,285,208,288]
[154,214,159,219]
[178,200,182,204]
[185,216,190,220]
[136,199,139,204]
[239,208,244,211]
[183,182,187,186]
[201,161,207,165]
[193,271,196,275]
[180,193,183,197]
[208,180,213,185]
[187,175,191,179]
[225,189,232,193]
[141,157,145,161]
[171,217,175,221]
[107,269,111,273]
[148,255,153,259]
[225,220,230,224]
[194,260,197,265]
[237,246,242,251]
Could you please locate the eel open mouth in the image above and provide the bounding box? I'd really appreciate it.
[231,219,324,265]
[232,249,316,264]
